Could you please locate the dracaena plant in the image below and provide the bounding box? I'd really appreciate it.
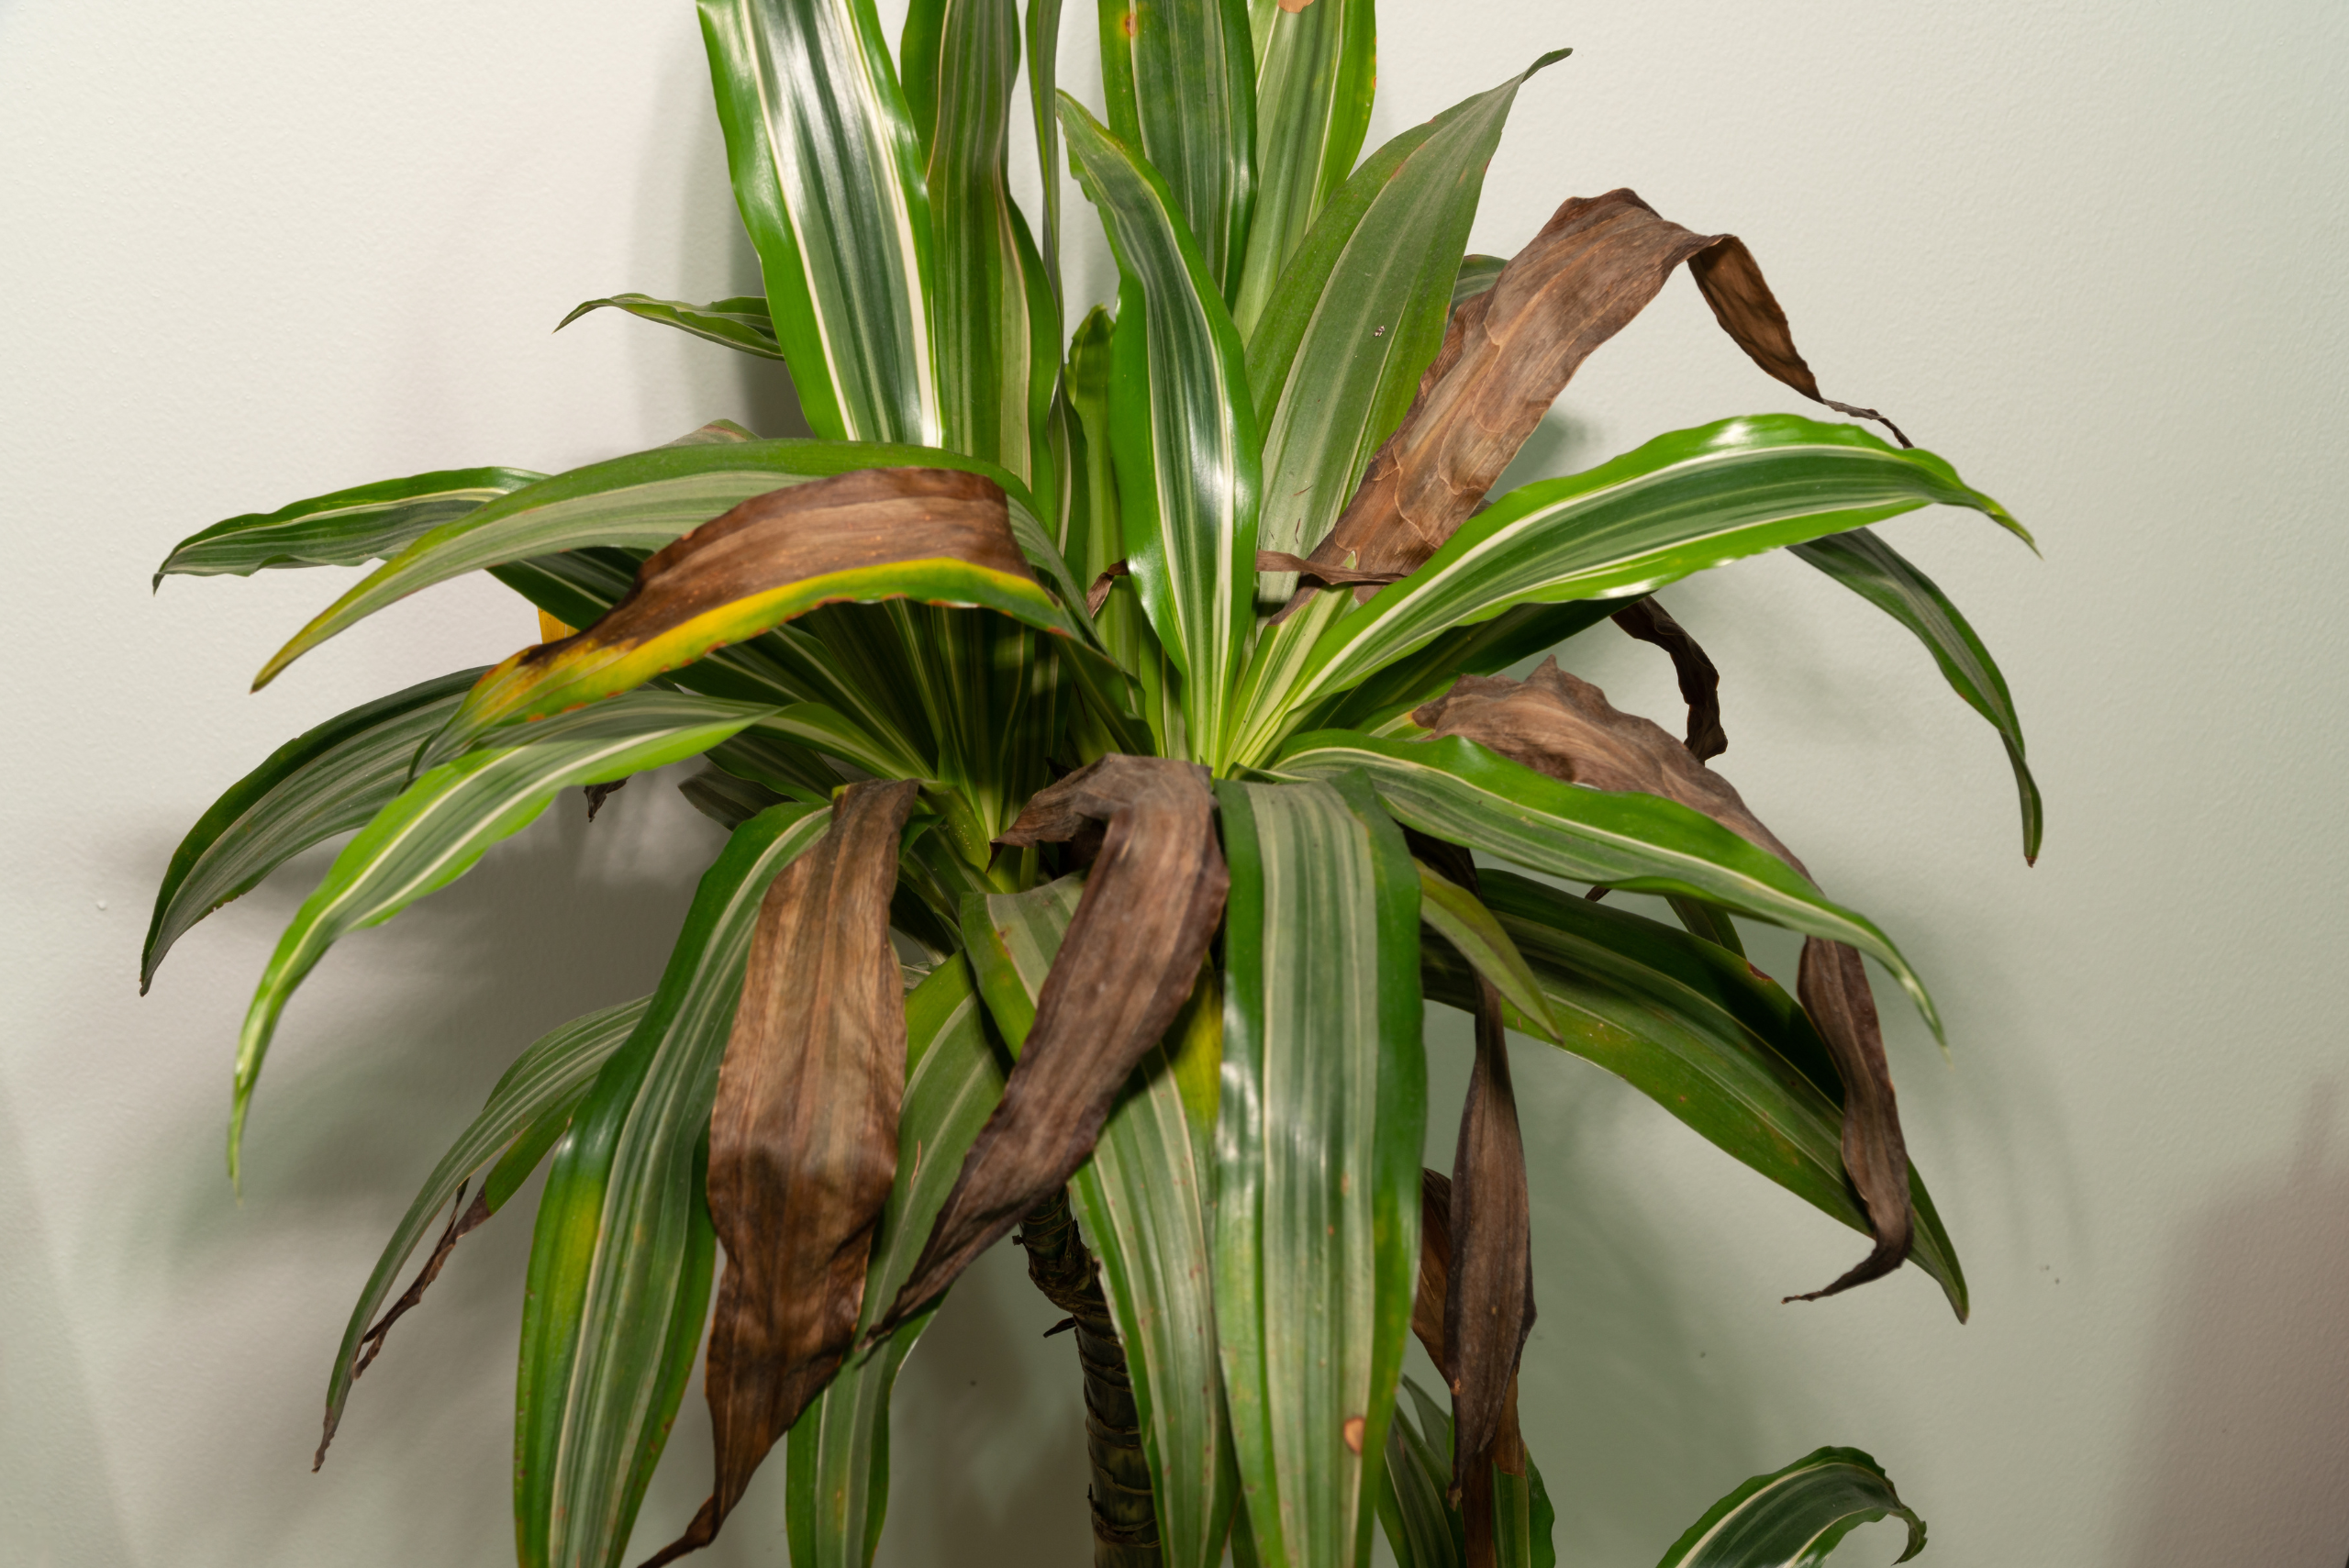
[145,1,2035,1565]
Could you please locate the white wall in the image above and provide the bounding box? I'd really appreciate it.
[3,1,2343,1564]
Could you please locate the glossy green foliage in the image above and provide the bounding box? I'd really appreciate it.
[1063,96,1263,763]
[141,667,483,991]
[962,874,1230,1568]
[154,466,542,583]
[1216,776,1424,1568]
[229,692,776,1183]
[518,802,831,1568]
[1429,873,1966,1318]
[1375,1378,1557,1568]
[1793,527,2042,862]
[1268,728,1943,1042]
[1247,53,1563,592]
[785,957,1010,1568]
[1230,0,1375,337]
[699,0,940,444]
[318,996,647,1462]
[1656,1448,1924,1567]
[1097,0,1256,299]
[559,294,785,359]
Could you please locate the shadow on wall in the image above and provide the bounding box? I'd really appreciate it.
[2121,1083,2349,1566]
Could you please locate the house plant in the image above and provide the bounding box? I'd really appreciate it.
[144,0,2036,1563]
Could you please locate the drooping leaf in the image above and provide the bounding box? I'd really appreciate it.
[1319,601,1618,739]
[154,467,542,584]
[1442,982,1531,1522]
[142,667,484,992]
[877,754,1227,1330]
[902,0,1059,488]
[1061,96,1264,765]
[426,467,1078,766]
[1610,596,1725,761]
[647,781,919,1565]
[697,0,940,444]
[1095,0,1256,300]
[1791,527,2041,862]
[962,873,1230,1568]
[1214,774,1423,1568]
[228,691,776,1184]
[1236,416,2025,756]
[1229,0,1376,338]
[255,437,1063,689]
[516,801,832,1568]
[783,956,1011,1568]
[1423,871,1966,1319]
[1247,52,1565,588]
[315,996,646,1467]
[1654,1448,1924,1568]
[1312,187,1920,582]
[1409,661,1916,1298]
[1264,727,1940,1042]
[1375,1367,1556,1568]
[558,294,785,359]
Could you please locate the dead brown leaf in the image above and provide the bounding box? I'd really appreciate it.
[872,755,1227,1336]
[1610,596,1726,762]
[1413,660,1913,1298]
[1310,188,1908,584]
[642,778,920,1567]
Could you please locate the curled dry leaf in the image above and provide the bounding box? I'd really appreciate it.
[1414,1168,1528,1568]
[642,779,919,1568]
[349,1184,490,1386]
[874,755,1227,1336]
[1414,660,1914,1298]
[1312,187,1909,583]
[1610,596,1726,762]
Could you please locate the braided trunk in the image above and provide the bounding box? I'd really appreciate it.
[1019,1188,1161,1567]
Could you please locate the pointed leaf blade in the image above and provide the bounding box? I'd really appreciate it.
[697,0,939,444]
[228,692,777,1182]
[143,667,484,991]
[1655,1448,1924,1568]
[154,467,543,584]
[1215,775,1424,1568]
[558,294,785,359]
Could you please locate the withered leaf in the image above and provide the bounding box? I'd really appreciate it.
[872,756,1227,1336]
[642,778,919,1567]
[1610,596,1726,762]
[1414,660,1913,1298]
[1413,1168,1528,1568]
[1312,187,1908,583]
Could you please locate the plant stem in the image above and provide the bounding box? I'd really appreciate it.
[1019,1187,1161,1567]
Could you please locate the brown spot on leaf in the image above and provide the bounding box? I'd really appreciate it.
[1341,1416,1365,1454]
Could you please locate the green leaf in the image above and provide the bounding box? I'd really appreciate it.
[1238,416,2027,757]
[1061,95,1264,766]
[903,0,1059,488]
[697,0,940,444]
[1412,859,1556,1042]
[1437,871,1965,1318]
[1247,54,1564,587]
[1450,253,1506,308]
[142,667,484,993]
[517,801,832,1568]
[316,996,645,1464]
[1215,775,1424,1568]
[785,956,1011,1568]
[155,466,543,585]
[1374,1375,1557,1568]
[228,691,778,1184]
[1655,1447,1924,1567]
[961,873,1231,1568]
[255,437,1063,689]
[1025,0,1066,296]
[556,293,785,358]
[1265,728,1944,1044]
[1096,0,1256,299]
[1229,0,1375,338]
[1791,527,2042,862]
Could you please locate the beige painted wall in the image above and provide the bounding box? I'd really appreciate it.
[4,1,2343,1563]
